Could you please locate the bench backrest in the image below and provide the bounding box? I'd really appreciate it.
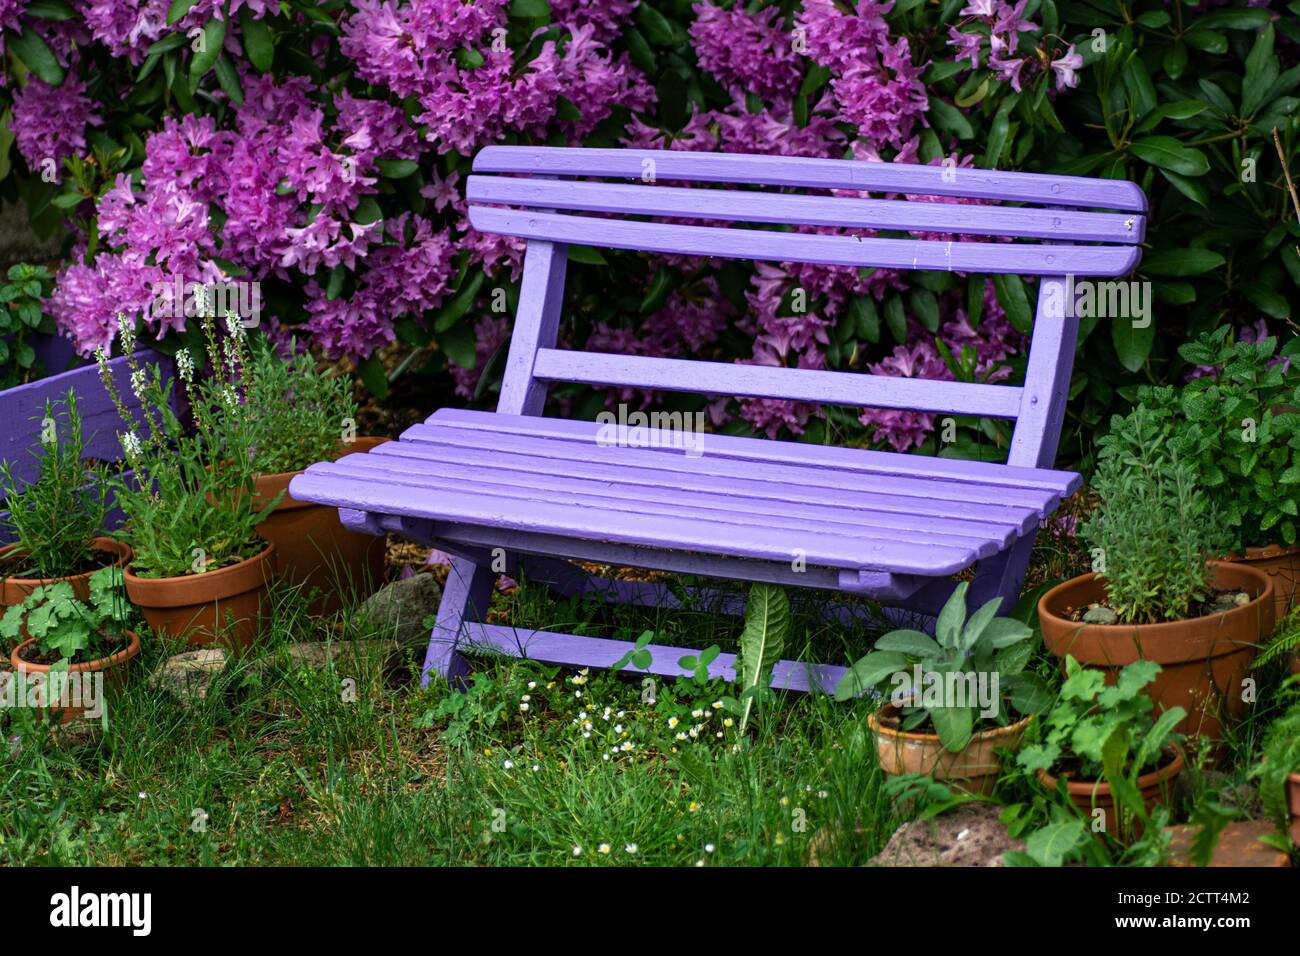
[466,146,1147,470]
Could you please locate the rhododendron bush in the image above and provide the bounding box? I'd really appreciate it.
[0,0,1297,464]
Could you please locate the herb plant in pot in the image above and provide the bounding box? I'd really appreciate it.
[0,390,128,607]
[1018,656,1186,842]
[1150,326,1300,624]
[835,583,1050,795]
[1,567,140,724]
[243,337,388,615]
[1038,405,1274,745]
[100,314,279,651]
[1248,700,1300,849]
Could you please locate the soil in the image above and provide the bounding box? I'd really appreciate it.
[0,546,109,579]
[16,629,131,667]
[1064,588,1250,625]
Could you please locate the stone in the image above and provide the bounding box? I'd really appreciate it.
[355,573,443,647]
[148,648,228,706]
[278,639,404,672]
[867,802,1024,867]
[1165,821,1291,867]
[1082,604,1119,625]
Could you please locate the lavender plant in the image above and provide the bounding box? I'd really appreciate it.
[0,390,110,579]
[1080,405,1231,624]
[97,313,276,579]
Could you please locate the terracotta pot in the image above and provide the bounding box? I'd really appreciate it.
[0,537,132,608]
[253,437,390,616]
[867,702,1032,795]
[9,629,141,723]
[123,544,275,651]
[1288,773,1300,847]
[1224,543,1299,630]
[1038,748,1185,840]
[1038,563,1274,744]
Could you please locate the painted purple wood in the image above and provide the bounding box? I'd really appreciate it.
[530,349,1025,417]
[0,350,169,497]
[468,207,1142,277]
[467,175,1147,243]
[286,146,1147,693]
[455,622,847,694]
[428,409,1079,493]
[472,146,1149,211]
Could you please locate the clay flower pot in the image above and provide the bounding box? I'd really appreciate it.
[1287,773,1300,846]
[9,629,141,724]
[253,437,389,616]
[1038,563,1274,745]
[124,543,275,652]
[1224,543,1299,629]
[867,702,1032,795]
[0,537,132,608]
[1038,748,1185,840]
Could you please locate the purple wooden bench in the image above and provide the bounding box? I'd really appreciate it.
[289,147,1147,692]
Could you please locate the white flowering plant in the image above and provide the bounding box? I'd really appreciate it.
[98,312,278,579]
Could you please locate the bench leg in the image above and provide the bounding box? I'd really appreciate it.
[968,533,1037,614]
[421,556,497,688]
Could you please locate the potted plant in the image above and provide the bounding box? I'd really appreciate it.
[1148,326,1300,623]
[0,390,128,607]
[1017,656,1186,842]
[835,582,1050,795]
[99,313,279,650]
[1249,700,1300,849]
[242,336,388,615]
[1038,404,1274,744]
[1,566,140,723]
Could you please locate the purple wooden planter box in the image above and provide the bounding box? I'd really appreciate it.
[287,146,1147,693]
[0,349,173,545]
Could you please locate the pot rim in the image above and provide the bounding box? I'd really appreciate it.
[251,436,391,510]
[1038,746,1186,796]
[1037,562,1274,635]
[0,537,133,586]
[123,541,275,605]
[867,701,1034,746]
[252,435,391,485]
[1224,542,1300,561]
[10,628,141,674]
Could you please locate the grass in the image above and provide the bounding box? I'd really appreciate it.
[0,542,1296,867]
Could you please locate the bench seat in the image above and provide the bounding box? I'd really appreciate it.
[291,408,1080,581]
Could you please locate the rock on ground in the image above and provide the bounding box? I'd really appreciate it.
[355,573,443,648]
[867,802,1023,867]
[149,648,228,706]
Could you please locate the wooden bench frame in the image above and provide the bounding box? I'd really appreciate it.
[290,147,1147,692]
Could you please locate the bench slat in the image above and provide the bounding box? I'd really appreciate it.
[289,471,981,574]
[429,409,1080,494]
[468,207,1141,277]
[336,446,1020,546]
[319,454,1009,559]
[399,422,1058,519]
[473,146,1149,211]
[530,349,1025,418]
[467,175,1146,244]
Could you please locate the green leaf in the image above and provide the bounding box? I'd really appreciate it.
[928,97,973,139]
[1159,169,1209,207]
[835,651,908,701]
[874,629,942,657]
[455,46,485,70]
[635,2,675,45]
[1129,137,1210,176]
[508,0,549,17]
[189,17,227,82]
[935,582,969,649]
[1133,100,1210,134]
[567,245,607,265]
[434,269,485,333]
[357,354,388,400]
[24,0,75,20]
[352,195,383,225]
[1184,31,1228,54]
[734,583,790,732]
[930,703,974,752]
[213,54,243,105]
[992,274,1032,334]
[9,30,64,86]
[440,323,476,369]
[1112,316,1154,372]
[1025,820,1087,867]
[638,266,674,315]
[1141,248,1225,276]
[166,0,199,26]
[240,7,274,72]
[376,159,419,179]
[1243,24,1279,116]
